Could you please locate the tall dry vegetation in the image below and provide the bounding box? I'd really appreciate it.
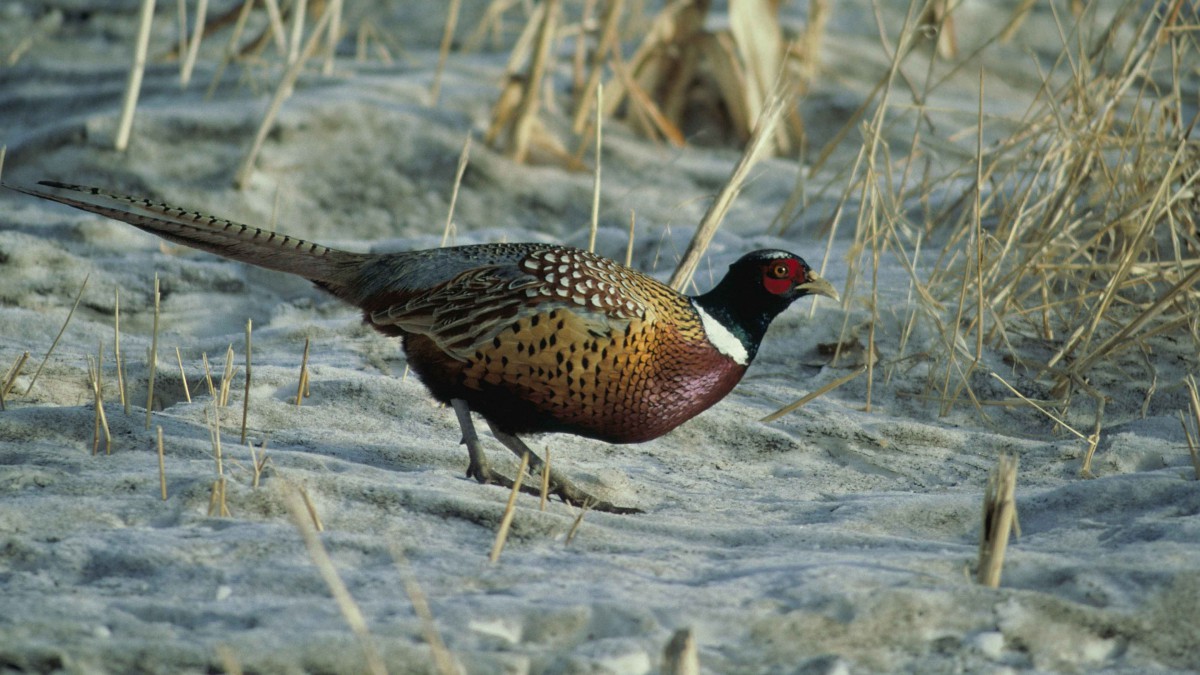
[15,0,1193,436]
[483,0,1197,433]
[782,0,1198,432]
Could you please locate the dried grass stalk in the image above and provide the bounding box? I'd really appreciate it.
[977,454,1018,588]
[1184,378,1200,480]
[179,0,208,87]
[761,366,866,424]
[157,426,168,499]
[485,0,561,164]
[662,627,700,675]
[391,546,458,675]
[295,336,311,406]
[430,0,463,105]
[490,450,531,563]
[240,320,252,444]
[115,0,156,151]
[284,488,386,675]
[114,289,130,413]
[27,274,89,397]
[0,351,29,410]
[668,86,789,291]
[234,0,337,188]
[571,0,625,134]
[146,274,160,428]
[87,346,112,456]
[175,347,191,403]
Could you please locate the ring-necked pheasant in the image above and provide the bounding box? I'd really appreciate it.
[7,181,837,512]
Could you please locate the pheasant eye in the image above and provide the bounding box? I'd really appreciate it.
[769,263,790,279]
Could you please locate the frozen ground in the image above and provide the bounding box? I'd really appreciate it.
[2,1,1199,673]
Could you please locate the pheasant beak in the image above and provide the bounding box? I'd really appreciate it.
[798,271,839,302]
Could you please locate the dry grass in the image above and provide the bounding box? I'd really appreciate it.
[146,274,160,429]
[484,0,565,164]
[174,347,192,404]
[248,440,270,489]
[1181,376,1200,480]
[977,454,1019,587]
[240,319,252,445]
[114,0,155,151]
[489,449,530,563]
[762,366,867,424]
[284,486,386,675]
[776,0,1200,440]
[295,336,312,406]
[233,0,338,188]
[86,342,112,456]
[539,447,551,511]
[430,0,462,106]
[206,400,231,518]
[156,426,168,500]
[25,274,88,398]
[662,627,700,675]
[114,289,130,413]
[479,0,815,165]
[0,351,29,410]
[391,546,458,675]
[441,136,473,248]
[217,345,237,407]
[669,85,791,292]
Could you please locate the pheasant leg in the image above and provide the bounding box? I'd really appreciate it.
[451,398,493,483]
[486,422,641,514]
[450,399,545,498]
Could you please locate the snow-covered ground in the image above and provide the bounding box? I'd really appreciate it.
[2,1,1198,672]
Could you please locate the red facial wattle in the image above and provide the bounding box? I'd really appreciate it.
[762,258,802,295]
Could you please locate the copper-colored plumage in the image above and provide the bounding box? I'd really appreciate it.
[7,181,838,512]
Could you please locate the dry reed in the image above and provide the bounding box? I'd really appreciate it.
[0,351,29,410]
[1183,377,1200,480]
[157,425,168,499]
[977,454,1019,587]
[284,487,386,675]
[587,82,602,253]
[295,337,311,406]
[206,401,231,517]
[669,86,790,292]
[179,0,208,87]
[175,347,192,403]
[662,627,700,675]
[297,485,324,531]
[234,0,337,188]
[145,274,160,429]
[86,344,112,456]
[27,274,88,397]
[565,501,588,544]
[489,450,530,562]
[114,289,129,413]
[539,447,551,512]
[441,135,472,248]
[115,0,155,151]
[240,319,252,444]
[767,0,1199,445]
[390,545,457,675]
[218,345,236,407]
[430,0,462,105]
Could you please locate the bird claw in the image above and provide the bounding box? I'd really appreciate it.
[465,459,492,484]
[542,473,643,515]
[464,463,641,514]
[456,402,640,513]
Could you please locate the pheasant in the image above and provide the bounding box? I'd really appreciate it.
[8,181,838,512]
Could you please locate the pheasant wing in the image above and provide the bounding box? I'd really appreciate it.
[363,246,656,360]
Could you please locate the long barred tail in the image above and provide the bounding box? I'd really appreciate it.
[5,181,369,285]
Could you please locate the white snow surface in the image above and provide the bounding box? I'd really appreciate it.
[2,1,1199,673]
